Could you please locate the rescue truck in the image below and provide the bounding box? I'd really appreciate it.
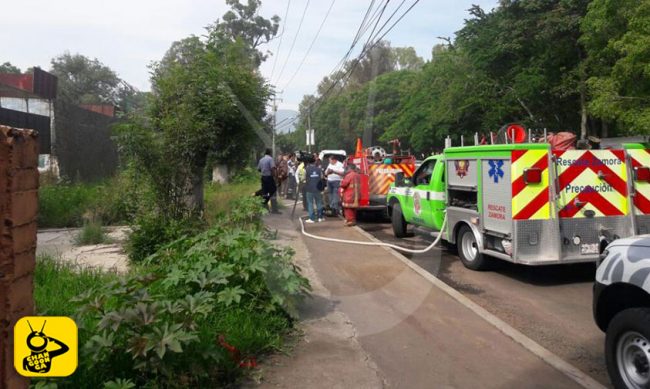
[346,138,417,213]
[387,135,650,270]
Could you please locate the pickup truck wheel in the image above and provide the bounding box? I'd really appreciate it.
[606,308,650,389]
[391,203,407,238]
[457,225,489,271]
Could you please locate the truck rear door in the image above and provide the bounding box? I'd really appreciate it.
[627,147,650,234]
[553,149,634,259]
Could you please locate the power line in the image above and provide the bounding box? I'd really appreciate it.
[326,0,379,83]
[269,0,292,82]
[281,0,337,91]
[284,0,420,129]
[274,0,311,85]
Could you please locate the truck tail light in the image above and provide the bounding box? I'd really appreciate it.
[635,166,650,182]
[523,168,542,184]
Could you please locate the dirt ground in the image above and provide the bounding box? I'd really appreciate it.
[36,226,129,272]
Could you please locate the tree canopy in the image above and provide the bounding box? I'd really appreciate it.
[118,0,278,216]
[282,0,649,156]
[0,62,20,74]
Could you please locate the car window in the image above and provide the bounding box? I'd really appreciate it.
[414,160,436,186]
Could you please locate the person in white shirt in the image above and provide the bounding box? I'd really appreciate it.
[325,156,345,216]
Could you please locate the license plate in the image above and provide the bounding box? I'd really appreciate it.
[580,243,599,255]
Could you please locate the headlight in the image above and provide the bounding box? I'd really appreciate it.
[572,235,581,246]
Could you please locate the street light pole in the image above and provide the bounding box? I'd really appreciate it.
[307,108,312,153]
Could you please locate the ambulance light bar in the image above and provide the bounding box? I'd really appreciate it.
[635,166,650,182]
[523,167,542,184]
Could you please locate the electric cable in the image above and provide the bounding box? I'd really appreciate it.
[274,0,311,85]
[282,0,337,91]
[298,211,447,254]
[269,0,292,82]
[281,0,419,129]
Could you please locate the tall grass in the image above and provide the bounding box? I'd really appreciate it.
[38,170,153,229]
[34,255,118,316]
[204,180,259,222]
[38,183,102,228]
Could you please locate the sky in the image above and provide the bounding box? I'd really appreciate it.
[1,0,498,112]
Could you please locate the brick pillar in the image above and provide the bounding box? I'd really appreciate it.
[0,126,38,389]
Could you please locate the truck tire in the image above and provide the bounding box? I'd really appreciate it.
[605,308,650,389]
[391,203,407,238]
[457,225,489,271]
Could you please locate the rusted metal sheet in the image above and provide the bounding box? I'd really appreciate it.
[0,68,57,99]
[79,104,115,117]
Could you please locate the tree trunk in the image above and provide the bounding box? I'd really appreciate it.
[183,166,205,214]
[580,85,588,139]
[190,171,204,214]
[601,120,609,138]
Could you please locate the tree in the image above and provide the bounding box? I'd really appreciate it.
[0,62,20,73]
[119,1,278,216]
[392,47,424,70]
[581,0,650,135]
[207,0,280,66]
[50,53,122,104]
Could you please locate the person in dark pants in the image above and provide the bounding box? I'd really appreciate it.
[304,159,324,223]
[258,148,281,214]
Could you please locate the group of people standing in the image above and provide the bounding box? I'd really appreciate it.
[257,149,360,226]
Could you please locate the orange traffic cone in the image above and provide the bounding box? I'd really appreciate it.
[354,138,363,158]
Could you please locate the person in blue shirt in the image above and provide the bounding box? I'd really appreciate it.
[257,148,281,214]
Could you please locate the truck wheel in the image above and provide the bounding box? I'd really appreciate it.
[457,225,489,270]
[606,308,650,389]
[391,203,407,238]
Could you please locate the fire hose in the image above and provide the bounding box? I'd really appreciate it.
[298,212,447,254]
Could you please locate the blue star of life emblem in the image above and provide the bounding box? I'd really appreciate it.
[488,160,504,183]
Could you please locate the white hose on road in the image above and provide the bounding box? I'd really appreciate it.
[298,212,447,254]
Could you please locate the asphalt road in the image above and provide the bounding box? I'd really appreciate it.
[356,214,610,387]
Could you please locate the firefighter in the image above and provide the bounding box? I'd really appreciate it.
[340,163,361,226]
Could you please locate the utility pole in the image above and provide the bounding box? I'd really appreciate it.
[307,108,312,153]
[271,91,283,158]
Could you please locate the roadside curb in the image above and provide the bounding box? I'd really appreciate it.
[352,224,607,389]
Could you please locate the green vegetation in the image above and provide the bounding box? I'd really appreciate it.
[38,182,103,228]
[38,168,151,229]
[74,221,109,246]
[34,256,118,316]
[280,0,650,155]
[34,198,308,388]
[204,180,259,222]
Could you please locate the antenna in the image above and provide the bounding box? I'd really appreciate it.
[27,320,34,332]
[461,135,464,147]
[474,132,479,146]
[40,320,47,333]
[528,128,532,143]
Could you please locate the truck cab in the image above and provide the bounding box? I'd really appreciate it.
[388,155,446,234]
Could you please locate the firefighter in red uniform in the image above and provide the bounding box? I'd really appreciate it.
[340,163,361,226]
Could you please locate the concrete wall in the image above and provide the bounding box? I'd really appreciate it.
[0,125,38,389]
[54,101,118,182]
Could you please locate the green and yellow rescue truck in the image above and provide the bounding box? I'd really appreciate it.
[387,142,650,270]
